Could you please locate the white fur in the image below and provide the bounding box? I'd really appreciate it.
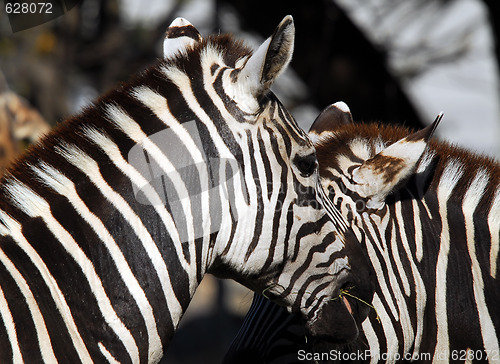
[463,169,499,355]
[5,178,140,362]
[348,138,372,161]
[98,342,121,364]
[333,101,350,113]
[433,159,463,362]
[163,18,198,59]
[0,283,22,363]
[33,161,164,363]
[372,293,399,363]
[489,189,500,278]
[308,132,320,145]
[361,318,379,364]
[0,206,92,363]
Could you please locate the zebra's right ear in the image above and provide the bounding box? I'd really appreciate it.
[352,113,442,210]
[309,102,353,144]
[163,18,202,59]
[238,15,294,99]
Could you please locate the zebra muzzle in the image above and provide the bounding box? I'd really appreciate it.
[304,287,359,343]
[305,233,374,343]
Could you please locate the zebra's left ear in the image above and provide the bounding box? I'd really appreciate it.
[309,102,353,143]
[163,17,202,59]
[238,15,294,99]
[352,114,442,209]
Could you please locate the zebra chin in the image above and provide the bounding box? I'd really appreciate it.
[305,291,371,344]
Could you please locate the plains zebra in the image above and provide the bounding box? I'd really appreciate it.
[224,102,500,363]
[0,18,373,363]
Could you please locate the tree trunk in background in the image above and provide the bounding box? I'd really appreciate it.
[217,0,424,128]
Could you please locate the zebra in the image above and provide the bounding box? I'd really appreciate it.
[0,17,373,363]
[224,102,500,363]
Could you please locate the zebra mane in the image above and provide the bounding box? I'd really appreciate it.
[167,34,253,69]
[314,122,500,211]
[0,33,253,173]
[0,33,260,227]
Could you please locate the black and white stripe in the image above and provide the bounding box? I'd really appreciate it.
[0,19,372,363]
[224,102,500,363]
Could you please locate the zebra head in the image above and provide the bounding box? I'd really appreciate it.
[161,18,373,340]
[304,103,442,340]
[310,102,441,217]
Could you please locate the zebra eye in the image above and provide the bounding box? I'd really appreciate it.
[294,154,317,177]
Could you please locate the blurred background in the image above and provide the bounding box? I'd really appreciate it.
[1,0,499,362]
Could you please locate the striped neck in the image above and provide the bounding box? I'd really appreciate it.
[0,55,251,358]
[315,121,500,357]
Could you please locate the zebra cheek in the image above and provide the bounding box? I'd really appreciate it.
[305,299,359,344]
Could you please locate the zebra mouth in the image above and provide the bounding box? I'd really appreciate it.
[304,282,373,344]
[305,295,359,343]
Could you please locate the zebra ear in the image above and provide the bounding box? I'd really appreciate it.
[163,17,202,59]
[309,102,353,144]
[352,114,442,209]
[238,15,294,98]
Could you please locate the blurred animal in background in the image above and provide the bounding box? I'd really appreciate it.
[225,102,500,363]
[0,77,50,175]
